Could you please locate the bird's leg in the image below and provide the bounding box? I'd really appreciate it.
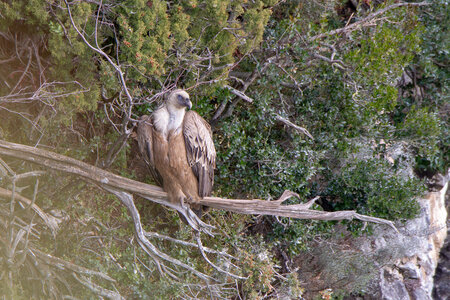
[185,195,203,219]
[180,194,201,218]
[177,195,190,213]
[176,195,193,225]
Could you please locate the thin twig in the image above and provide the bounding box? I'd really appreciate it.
[195,232,247,280]
[31,247,116,281]
[63,0,134,107]
[145,231,236,260]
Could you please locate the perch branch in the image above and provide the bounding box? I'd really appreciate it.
[0,139,397,232]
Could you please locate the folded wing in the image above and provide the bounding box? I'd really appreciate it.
[183,111,216,197]
[137,115,163,186]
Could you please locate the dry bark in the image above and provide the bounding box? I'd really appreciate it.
[0,139,396,231]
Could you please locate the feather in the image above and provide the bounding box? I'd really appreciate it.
[183,111,216,197]
[136,90,216,222]
[137,115,163,186]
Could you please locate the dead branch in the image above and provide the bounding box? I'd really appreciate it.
[195,232,246,280]
[0,139,397,232]
[210,56,274,127]
[145,231,236,260]
[223,85,254,103]
[0,187,59,233]
[72,274,124,300]
[311,53,347,70]
[31,247,116,282]
[274,114,314,140]
[104,187,215,282]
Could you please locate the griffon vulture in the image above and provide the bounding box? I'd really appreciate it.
[137,89,216,220]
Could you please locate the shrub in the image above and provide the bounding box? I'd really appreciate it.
[325,158,425,221]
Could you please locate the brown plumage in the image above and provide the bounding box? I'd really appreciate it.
[137,89,216,219]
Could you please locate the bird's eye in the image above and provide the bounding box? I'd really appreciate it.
[177,95,184,102]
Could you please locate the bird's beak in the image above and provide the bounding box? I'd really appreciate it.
[186,99,192,110]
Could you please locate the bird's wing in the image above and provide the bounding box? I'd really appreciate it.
[137,115,163,186]
[183,111,216,197]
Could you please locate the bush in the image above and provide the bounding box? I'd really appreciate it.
[325,158,425,221]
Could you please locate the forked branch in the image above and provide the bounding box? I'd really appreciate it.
[0,139,397,231]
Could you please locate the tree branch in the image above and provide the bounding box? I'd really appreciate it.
[63,0,133,106]
[31,247,116,282]
[104,187,215,282]
[274,114,314,140]
[72,273,124,300]
[0,187,59,233]
[223,85,254,103]
[0,139,397,231]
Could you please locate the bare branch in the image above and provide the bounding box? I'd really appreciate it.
[0,187,59,233]
[10,47,32,94]
[201,193,398,232]
[72,273,124,300]
[195,232,246,280]
[274,114,314,140]
[63,0,134,134]
[104,187,215,282]
[145,231,236,260]
[223,85,253,103]
[211,56,275,126]
[31,247,116,282]
[311,53,347,70]
[0,139,397,232]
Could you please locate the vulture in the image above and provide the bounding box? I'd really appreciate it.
[137,89,216,220]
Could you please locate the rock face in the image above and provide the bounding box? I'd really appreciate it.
[372,180,448,300]
[432,181,450,300]
[295,181,448,299]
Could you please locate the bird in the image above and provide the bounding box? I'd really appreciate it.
[137,89,216,221]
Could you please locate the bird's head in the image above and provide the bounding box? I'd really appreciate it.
[167,89,192,110]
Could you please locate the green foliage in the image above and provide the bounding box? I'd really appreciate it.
[346,20,421,86]
[270,218,335,256]
[1,0,447,298]
[215,90,318,199]
[396,0,449,173]
[116,0,171,78]
[239,235,276,296]
[325,158,424,220]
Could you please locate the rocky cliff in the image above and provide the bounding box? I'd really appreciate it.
[295,178,448,299]
[432,176,450,300]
